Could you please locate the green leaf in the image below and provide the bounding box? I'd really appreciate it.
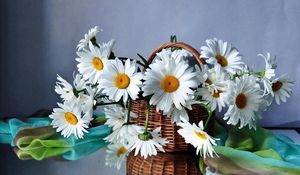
[90,37,100,48]
[170,35,177,42]
[91,117,107,126]
[170,35,181,51]
[137,53,149,67]
[199,157,204,174]
[108,51,116,60]
[254,149,283,161]
[200,104,213,131]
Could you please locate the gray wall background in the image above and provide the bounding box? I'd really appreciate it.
[0,0,300,175]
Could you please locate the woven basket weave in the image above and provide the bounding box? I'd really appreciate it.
[127,151,200,175]
[131,100,210,152]
[130,42,210,152]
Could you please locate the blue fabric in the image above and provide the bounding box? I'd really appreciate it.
[62,125,110,160]
[206,122,300,174]
[0,116,111,160]
[0,117,51,146]
[269,135,300,164]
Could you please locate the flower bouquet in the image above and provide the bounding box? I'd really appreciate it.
[49,26,294,174]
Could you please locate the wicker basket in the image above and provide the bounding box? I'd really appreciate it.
[131,100,211,152]
[127,151,201,175]
[131,42,211,152]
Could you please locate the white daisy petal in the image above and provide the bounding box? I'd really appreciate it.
[130,127,168,159]
[77,26,103,51]
[104,105,137,131]
[49,102,93,139]
[201,38,244,75]
[142,49,199,114]
[76,40,114,84]
[177,119,217,158]
[99,58,142,102]
[224,75,263,129]
[105,143,129,170]
[271,75,294,105]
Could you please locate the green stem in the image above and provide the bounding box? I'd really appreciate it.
[90,37,100,48]
[200,104,212,131]
[95,102,120,106]
[135,61,147,68]
[91,83,98,88]
[73,88,86,98]
[170,35,181,51]
[118,57,147,68]
[137,53,149,67]
[144,102,151,133]
[77,89,86,93]
[170,35,177,42]
[199,157,205,174]
[96,95,108,99]
[91,117,107,126]
[231,71,261,80]
[85,83,98,88]
[259,70,266,78]
[126,99,132,124]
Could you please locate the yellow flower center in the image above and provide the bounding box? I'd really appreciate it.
[64,112,78,125]
[92,57,104,71]
[116,146,126,157]
[161,75,180,93]
[235,93,247,109]
[194,130,207,140]
[114,73,130,89]
[216,55,228,67]
[272,81,283,92]
[212,90,222,98]
[205,78,212,85]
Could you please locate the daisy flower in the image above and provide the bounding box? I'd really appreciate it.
[105,143,129,170]
[260,78,273,96]
[77,26,102,51]
[177,119,217,158]
[80,85,100,118]
[142,51,199,112]
[172,48,192,59]
[163,104,191,124]
[248,98,269,129]
[99,58,143,103]
[258,53,276,95]
[53,75,96,126]
[259,52,277,70]
[198,65,229,112]
[195,64,208,86]
[271,75,294,105]
[105,124,143,144]
[163,98,201,123]
[131,127,168,159]
[201,38,244,75]
[197,87,228,112]
[49,102,92,139]
[202,65,228,93]
[165,48,192,63]
[76,40,115,84]
[224,75,263,129]
[55,74,86,105]
[104,105,137,131]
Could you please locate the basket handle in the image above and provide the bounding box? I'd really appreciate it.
[147,42,205,66]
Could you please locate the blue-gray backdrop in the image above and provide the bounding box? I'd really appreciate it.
[1,0,299,175]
